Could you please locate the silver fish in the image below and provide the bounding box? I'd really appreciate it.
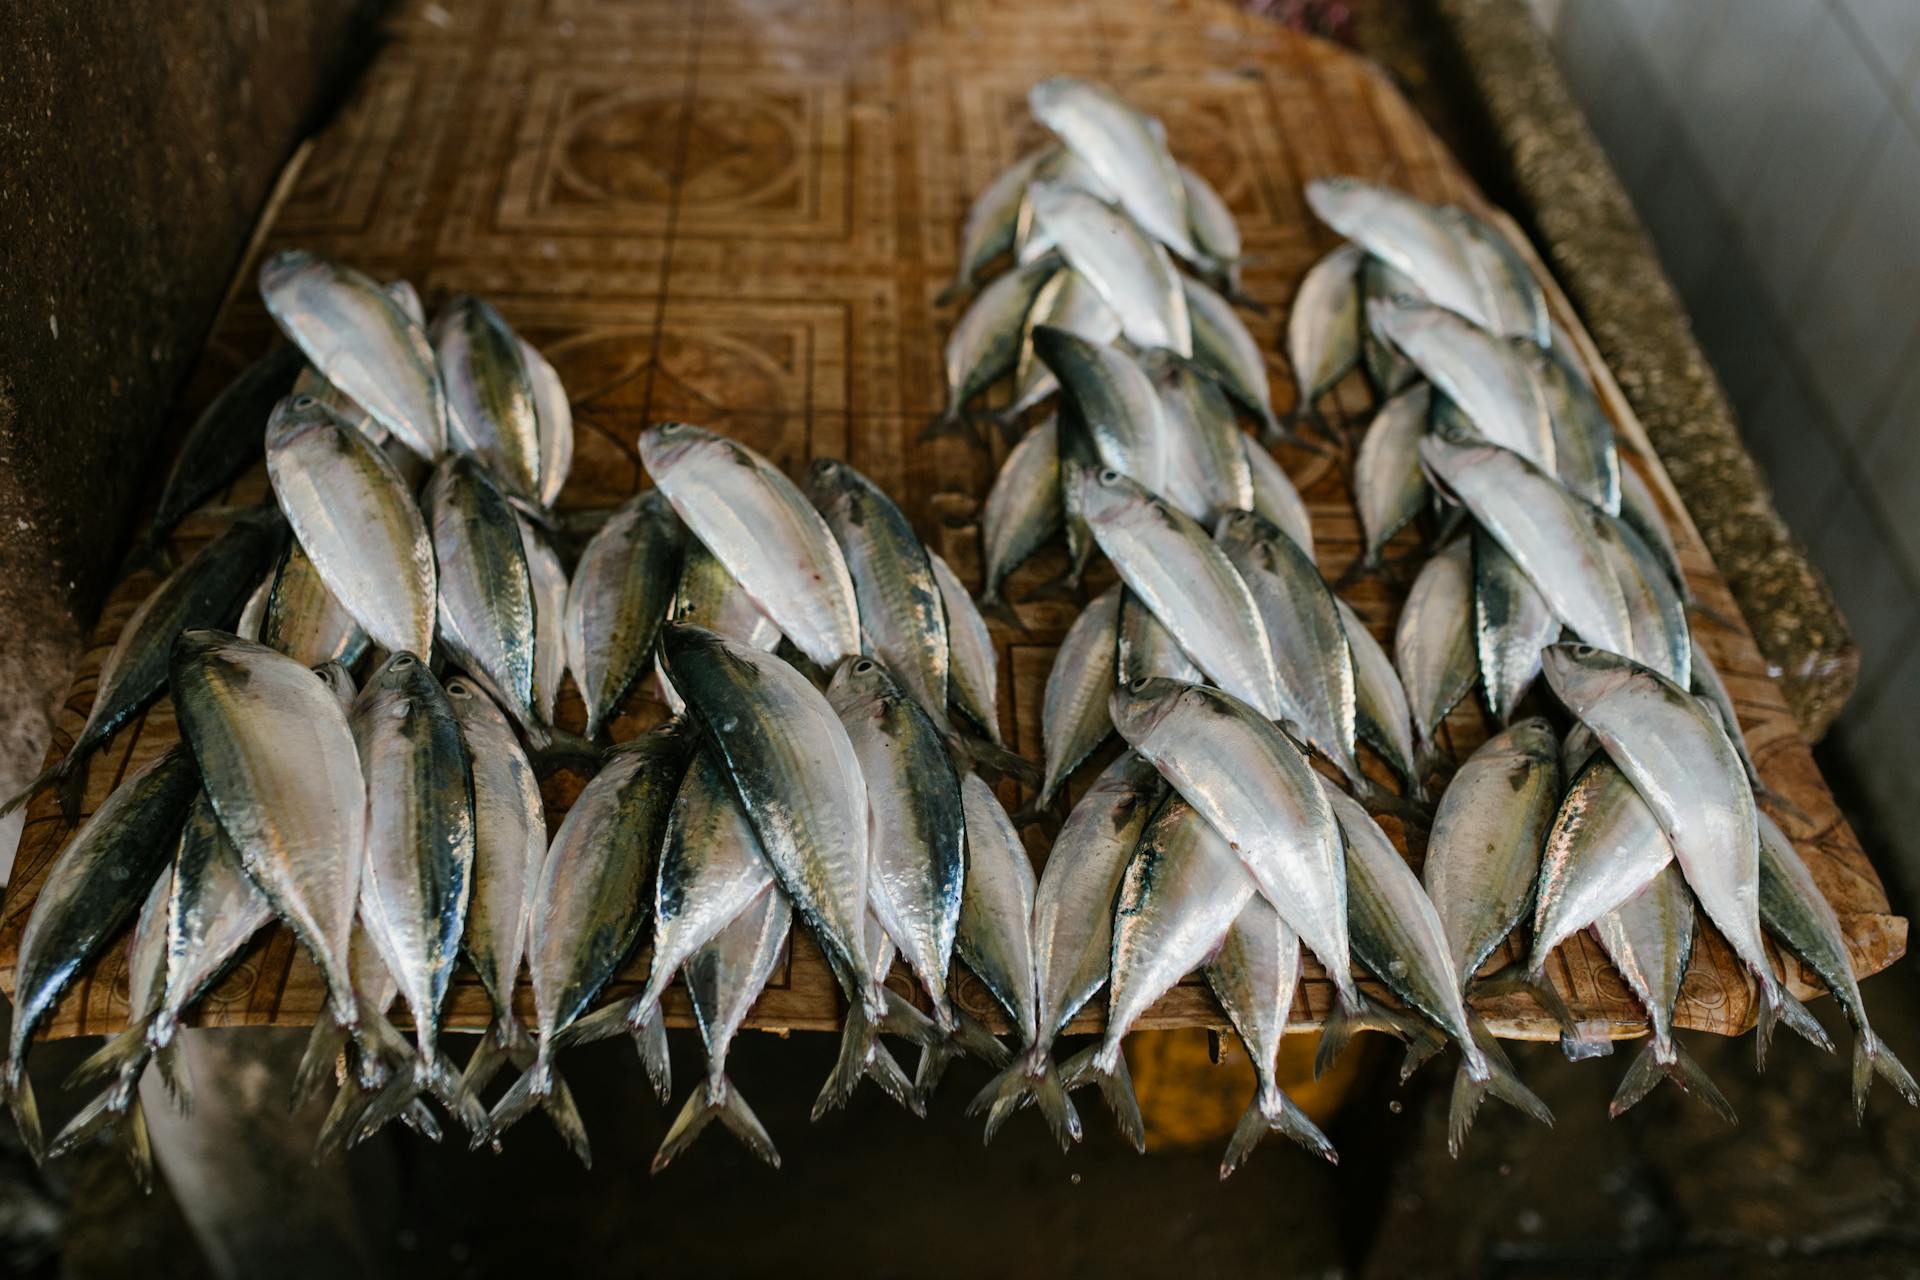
[939,146,1055,302]
[522,339,574,509]
[1152,354,1253,523]
[1394,536,1477,754]
[1110,678,1355,1007]
[809,458,950,724]
[1032,326,1168,497]
[428,456,539,735]
[236,574,270,642]
[1757,810,1917,1118]
[1304,179,1487,329]
[1245,438,1315,559]
[1028,182,1191,357]
[1527,343,1619,514]
[564,490,685,738]
[1473,530,1560,724]
[1441,207,1549,344]
[1030,77,1206,269]
[1540,644,1828,1057]
[266,394,437,658]
[1035,584,1120,811]
[1082,471,1284,720]
[956,771,1041,1053]
[1007,269,1123,422]
[519,516,569,728]
[1355,384,1431,566]
[1185,275,1281,438]
[1289,243,1365,408]
[1618,464,1687,596]
[1360,256,1424,398]
[1527,758,1673,977]
[1338,598,1416,787]
[1180,163,1243,291]
[1689,638,1765,792]
[259,249,446,460]
[1422,436,1633,656]
[674,538,781,651]
[978,415,1061,612]
[1375,299,1555,471]
[1116,589,1202,685]
[1593,511,1690,685]
[1013,146,1117,263]
[929,551,1003,746]
[932,255,1062,437]
[152,792,275,1052]
[433,295,542,501]
[640,423,859,668]
[261,537,369,669]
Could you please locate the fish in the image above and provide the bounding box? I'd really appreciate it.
[427,456,540,736]
[954,772,1044,1110]
[522,339,574,509]
[2,508,284,821]
[433,295,543,502]
[1421,436,1633,656]
[1030,77,1208,270]
[1596,866,1736,1123]
[563,490,686,739]
[828,656,966,1030]
[1013,146,1118,263]
[1525,343,1620,514]
[1033,326,1168,496]
[1005,269,1123,425]
[1082,797,1255,1151]
[519,516,569,728]
[978,415,1061,615]
[1287,243,1365,414]
[259,249,446,460]
[150,792,275,1061]
[1110,678,1355,1009]
[929,255,1063,441]
[652,883,793,1172]
[673,538,782,651]
[1180,163,1244,293]
[170,633,364,1032]
[1055,399,1106,595]
[808,458,950,725]
[1304,179,1487,329]
[971,753,1162,1146]
[1594,512,1691,685]
[1116,589,1202,685]
[1393,536,1477,761]
[1182,276,1281,439]
[1617,464,1687,597]
[938,146,1055,304]
[1032,584,1121,815]
[1354,384,1432,566]
[265,393,437,658]
[1527,758,1674,980]
[1028,182,1192,357]
[2,746,196,1159]
[1540,643,1830,1063]
[1441,207,1550,344]
[1338,598,1417,789]
[1216,510,1360,784]
[1244,439,1315,559]
[1204,895,1336,1174]
[1360,256,1424,398]
[1757,811,1916,1119]
[1151,354,1253,523]
[1081,470,1285,720]
[1374,299,1555,471]
[1421,718,1560,991]
[1473,530,1560,724]
[260,537,370,669]
[640,423,859,669]
[930,552,1003,747]
[1689,638,1768,794]
[128,345,304,569]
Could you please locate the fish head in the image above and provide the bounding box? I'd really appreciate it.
[1077,466,1156,529]
[1211,507,1282,557]
[637,421,723,480]
[1501,716,1562,765]
[265,391,353,449]
[1302,176,1372,228]
[1540,642,1641,718]
[311,661,359,711]
[1108,675,1197,747]
[1027,75,1084,122]
[825,654,899,711]
[355,650,436,715]
[803,455,860,516]
[257,248,323,299]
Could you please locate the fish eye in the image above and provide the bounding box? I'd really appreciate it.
[447,680,469,697]
[660,422,683,433]
[854,659,875,674]
[1099,469,1123,485]
[1129,677,1152,693]
[292,394,317,410]
[392,654,415,668]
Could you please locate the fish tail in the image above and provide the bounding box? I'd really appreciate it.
[1313,990,1391,1079]
[875,985,944,1049]
[46,1086,122,1160]
[864,1041,925,1118]
[626,1001,673,1104]
[1060,1042,1144,1153]
[64,1019,153,1095]
[118,1093,155,1195]
[950,1007,1013,1069]
[932,277,970,308]
[1755,977,1832,1071]
[5,1062,45,1164]
[539,1067,593,1169]
[1855,1030,1920,1122]
[422,1056,493,1145]
[1221,1081,1337,1179]
[1667,1039,1739,1124]
[1445,1059,1485,1159]
[347,1072,426,1150]
[912,1037,959,1109]
[312,1077,375,1163]
[987,408,1029,448]
[459,1018,513,1096]
[946,730,1041,788]
[967,1047,1081,1151]
[1607,1040,1665,1120]
[486,1055,548,1142]
[0,756,69,820]
[1472,1020,1553,1128]
[973,591,1030,636]
[812,998,880,1121]
[399,1099,444,1145]
[1019,566,1087,605]
[1472,963,1582,1048]
[291,1018,350,1109]
[653,1074,780,1174]
[1397,1024,1450,1084]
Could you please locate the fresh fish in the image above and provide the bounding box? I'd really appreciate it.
[1109,678,1355,1008]
[1355,384,1431,566]
[260,538,370,669]
[1540,644,1829,1062]
[652,883,793,1172]
[938,146,1054,303]
[1689,639,1767,792]
[1618,464,1687,596]
[1030,77,1207,270]
[1338,599,1416,788]
[1596,866,1736,1123]
[1007,269,1123,423]
[1422,436,1633,656]
[978,415,1061,612]
[1422,719,1559,989]
[1757,811,1917,1119]
[1116,590,1201,685]
[1013,147,1117,263]
[1033,584,1120,813]
[1375,300,1554,471]
[522,339,574,509]
[2,509,283,820]
[236,575,270,642]
[1595,512,1691,685]
[151,792,275,1054]
[1360,256,1424,398]
[673,538,781,651]
[259,249,446,460]
[828,656,966,1029]
[1304,179,1487,328]
[929,552,1003,746]
[1526,343,1619,514]
[170,633,364,1031]
[1244,439,1315,559]
[955,772,1042,1082]
[1028,182,1191,357]
[1056,400,1105,593]
[292,362,378,443]
[808,458,950,724]
[1288,243,1364,411]
[1180,163,1243,292]
[265,393,437,658]
[640,423,858,668]
[1205,895,1336,1174]
[130,345,304,568]
[1393,537,1477,757]
[1033,327,1168,498]
[1527,758,1673,978]
[1473,531,1560,724]
[1217,510,1359,782]
[1441,207,1549,344]
[2,747,195,1158]
[1151,354,1253,523]
[428,456,540,735]
[519,517,568,728]
[1184,276,1281,438]
[1081,471,1285,720]
[433,295,542,501]
[565,490,685,739]
[930,255,1062,439]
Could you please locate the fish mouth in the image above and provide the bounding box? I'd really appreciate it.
[637,422,707,474]
[1108,675,1184,745]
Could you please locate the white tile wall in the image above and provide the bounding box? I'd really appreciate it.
[1538,0,1920,893]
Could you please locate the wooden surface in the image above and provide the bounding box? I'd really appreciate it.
[0,0,1902,1046]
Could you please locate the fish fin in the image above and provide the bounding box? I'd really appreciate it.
[118,1094,154,1195]
[974,592,1032,636]
[1855,1031,1920,1123]
[486,1060,545,1140]
[1445,1060,1485,1159]
[64,1021,152,1094]
[912,1038,959,1109]
[1666,1039,1739,1124]
[946,731,1041,788]
[46,1086,124,1160]
[1060,1043,1144,1153]
[1011,784,1071,831]
[813,999,880,1121]
[423,1057,492,1144]
[0,756,69,821]
[399,1099,444,1144]
[627,1007,673,1104]
[1757,979,1832,1070]
[535,1068,592,1168]
[55,761,90,826]
[348,1073,425,1149]
[460,1020,513,1096]
[292,1019,349,1109]
[1472,963,1582,1046]
[5,1066,44,1164]
[1472,1023,1553,1127]
[864,1041,925,1118]
[1609,1041,1665,1119]
[1316,992,1419,1079]
[313,1078,374,1163]
[877,987,946,1049]
[968,1051,1081,1151]
[1018,566,1088,605]
[933,279,968,308]
[153,1036,192,1113]
[653,1075,780,1174]
[1220,1081,1337,1179]
[1398,1026,1450,1083]
[556,1000,632,1051]
[951,1008,1013,1069]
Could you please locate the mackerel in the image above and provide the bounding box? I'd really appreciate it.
[433,295,542,501]
[1473,530,1560,724]
[1029,182,1191,356]
[428,456,540,736]
[1033,584,1120,813]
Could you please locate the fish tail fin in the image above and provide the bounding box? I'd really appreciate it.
[1471,1021,1553,1129]
[55,761,89,826]
[874,986,945,1050]
[969,1048,1082,1151]
[625,999,672,1104]
[813,998,880,1121]
[1607,1040,1666,1120]
[1222,1079,1337,1179]
[0,756,69,820]
[152,1031,192,1113]
[932,277,969,308]
[46,1086,123,1160]
[486,1052,549,1142]
[653,1075,780,1174]
[118,1093,154,1195]
[399,1099,444,1144]
[950,1007,1012,1068]
[1445,1059,1487,1159]
[64,1019,153,1095]
[539,1067,593,1169]
[459,1017,513,1096]
[1854,1030,1920,1122]
[1666,1039,1739,1125]
[291,1018,349,1110]
[1317,990,1413,1079]
[1019,566,1087,604]
[946,730,1041,788]
[347,1072,426,1150]
[1472,963,1582,1047]
[973,591,1031,636]
[1755,977,1832,1071]
[912,1037,959,1109]
[313,1078,375,1163]
[863,1041,925,1118]
[1060,1043,1144,1153]
[5,1063,44,1164]
[422,1056,492,1146]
